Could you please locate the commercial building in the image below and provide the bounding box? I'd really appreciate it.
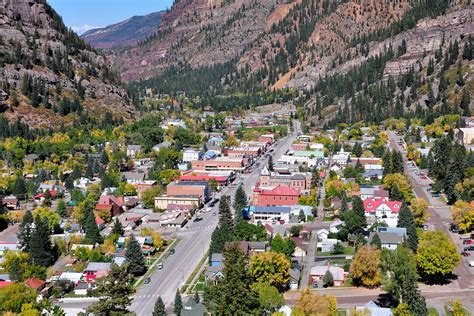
[252,184,300,207]
[191,157,246,173]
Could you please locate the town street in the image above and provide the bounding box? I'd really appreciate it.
[128,121,301,314]
[387,131,473,289]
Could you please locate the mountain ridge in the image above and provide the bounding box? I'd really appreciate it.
[81,11,166,49]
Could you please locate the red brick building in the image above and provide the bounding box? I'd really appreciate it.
[252,184,300,206]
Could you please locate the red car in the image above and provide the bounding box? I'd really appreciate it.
[463,239,473,245]
[461,251,471,257]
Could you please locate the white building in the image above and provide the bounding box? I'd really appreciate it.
[160,119,187,130]
[183,149,202,163]
[331,148,351,165]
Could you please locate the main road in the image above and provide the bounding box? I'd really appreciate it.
[387,131,473,289]
[129,120,301,314]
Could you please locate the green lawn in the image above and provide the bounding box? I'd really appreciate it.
[317,247,355,256]
[428,308,440,316]
[336,309,347,316]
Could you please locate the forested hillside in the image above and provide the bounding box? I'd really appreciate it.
[125,0,472,120]
[0,0,136,128]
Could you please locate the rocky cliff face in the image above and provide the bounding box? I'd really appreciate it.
[0,0,135,127]
[81,11,166,49]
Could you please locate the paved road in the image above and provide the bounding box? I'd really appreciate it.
[388,131,473,289]
[128,121,301,314]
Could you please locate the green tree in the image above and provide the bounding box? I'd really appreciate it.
[269,234,295,259]
[204,243,259,314]
[233,185,248,220]
[18,210,34,251]
[323,270,334,287]
[125,235,147,276]
[268,156,274,172]
[370,233,382,249]
[29,215,55,266]
[111,218,124,236]
[350,245,381,288]
[0,283,37,313]
[218,195,234,229]
[352,196,367,227]
[381,246,417,301]
[56,199,67,217]
[174,289,183,316]
[83,209,102,245]
[397,203,418,252]
[234,220,267,242]
[142,187,161,209]
[401,268,427,315]
[416,231,461,282]
[252,282,284,313]
[352,143,363,157]
[12,176,27,196]
[89,264,135,314]
[153,296,166,316]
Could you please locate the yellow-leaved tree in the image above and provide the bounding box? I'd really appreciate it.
[451,201,474,232]
[292,289,337,316]
[249,252,290,291]
[350,245,381,288]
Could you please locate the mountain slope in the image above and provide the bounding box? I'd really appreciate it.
[0,0,136,128]
[81,11,166,49]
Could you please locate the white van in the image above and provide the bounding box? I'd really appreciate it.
[469,261,474,267]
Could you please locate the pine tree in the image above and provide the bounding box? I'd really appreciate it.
[402,269,427,316]
[29,215,54,266]
[218,195,234,229]
[8,256,24,282]
[268,156,274,171]
[56,199,67,217]
[111,217,124,236]
[18,210,34,251]
[174,289,183,316]
[233,185,248,220]
[352,142,363,157]
[84,209,102,245]
[323,270,334,287]
[340,193,348,214]
[370,233,382,249]
[125,235,146,276]
[397,204,418,252]
[382,150,393,175]
[460,89,471,116]
[153,296,166,316]
[390,184,403,201]
[392,151,404,174]
[12,176,27,196]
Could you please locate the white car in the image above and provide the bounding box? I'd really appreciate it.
[469,261,474,267]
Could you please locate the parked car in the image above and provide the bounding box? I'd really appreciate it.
[463,246,474,251]
[461,251,471,257]
[170,249,175,255]
[469,261,474,267]
[193,217,203,222]
[144,277,151,284]
[158,262,163,269]
[460,234,471,240]
[432,192,441,198]
[463,239,473,245]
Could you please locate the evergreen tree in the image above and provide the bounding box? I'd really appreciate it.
[233,185,248,220]
[174,289,183,316]
[397,204,418,252]
[12,176,27,196]
[392,151,404,174]
[402,269,428,316]
[125,235,147,276]
[352,142,363,157]
[323,270,334,287]
[18,210,34,251]
[100,149,109,165]
[84,209,102,245]
[340,192,348,214]
[218,195,234,229]
[370,233,382,249]
[111,217,124,236]
[390,184,403,202]
[382,150,393,175]
[29,215,54,266]
[460,89,471,116]
[153,296,166,316]
[268,156,274,172]
[204,243,259,314]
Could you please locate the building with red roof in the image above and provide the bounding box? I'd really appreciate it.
[24,278,46,291]
[95,196,124,217]
[252,184,300,206]
[363,197,402,227]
